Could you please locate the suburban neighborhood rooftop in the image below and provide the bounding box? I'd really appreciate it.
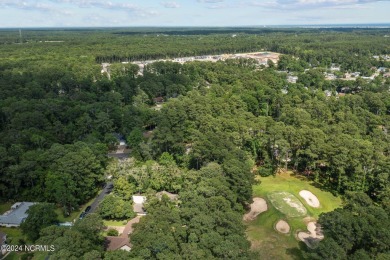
[0,202,36,227]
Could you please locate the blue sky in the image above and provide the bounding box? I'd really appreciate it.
[0,0,389,27]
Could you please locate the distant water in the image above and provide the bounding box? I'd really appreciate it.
[1,24,390,30]
[271,23,390,28]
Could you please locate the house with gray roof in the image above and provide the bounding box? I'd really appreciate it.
[0,202,36,227]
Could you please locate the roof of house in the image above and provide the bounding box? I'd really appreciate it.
[105,236,132,251]
[122,216,141,236]
[0,202,36,226]
[152,97,164,103]
[156,191,179,201]
[133,203,146,214]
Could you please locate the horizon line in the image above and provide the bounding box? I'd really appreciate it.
[0,23,390,30]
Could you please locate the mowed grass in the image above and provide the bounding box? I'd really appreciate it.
[268,192,307,217]
[246,171,342,260]
[103,220,127,227]
[0,227,28,245]
[0,202,13,214]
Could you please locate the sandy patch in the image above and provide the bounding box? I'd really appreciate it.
[243,197,268,221]
[299,190,320,208]
[275,220,290,234]
[298,222,324,248]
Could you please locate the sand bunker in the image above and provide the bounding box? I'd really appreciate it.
[299,190,320,208]
[243,197,268,221]
[298,222,324,248]
[275,220,290,234]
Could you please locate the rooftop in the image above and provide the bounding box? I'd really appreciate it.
[0,202,36,226]
[156,191,179,201]
[105,236,132,251]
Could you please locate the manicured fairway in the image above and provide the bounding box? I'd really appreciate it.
[246,171,342,259]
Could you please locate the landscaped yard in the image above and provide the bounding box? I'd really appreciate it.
[0,227,28,245]
[0,202,12,214]
[103,219,127,227]
[246,171,342,259]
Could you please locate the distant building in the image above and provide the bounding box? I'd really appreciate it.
[330,63,340,71]
[58,222,73,227]
[287,75,298,83]
[152,97,164,104]
[324,90,333,97]
[325,73,337,80]
[0,202,36,227]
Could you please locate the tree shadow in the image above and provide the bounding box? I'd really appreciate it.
[285,242,310,260]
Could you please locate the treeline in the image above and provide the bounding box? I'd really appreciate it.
[0,28,389,258]
[143,60,389,200]
[2,28,389,73]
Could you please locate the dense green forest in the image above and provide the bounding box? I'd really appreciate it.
[0,27,389,259]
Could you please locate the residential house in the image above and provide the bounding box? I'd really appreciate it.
[105,215,142,251]
[105,237,132,251]
[287,75,298,83]
[330,63,340,71]
[152,97,164,104]
[0,202,36,227]
[156,191,179,201]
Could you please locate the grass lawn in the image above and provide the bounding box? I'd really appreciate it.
[103,219,127,227]
[247,171,342,260]
[0,202,13,214]
[0,227,29,245]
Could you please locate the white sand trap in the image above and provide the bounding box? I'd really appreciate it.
[243,197,268,221]
[275,220,290,234]
[298,222,324,248]
[299,190,320,208]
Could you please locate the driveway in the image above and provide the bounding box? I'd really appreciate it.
[87,181,113,214]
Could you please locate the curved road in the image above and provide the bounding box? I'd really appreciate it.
[87,182,113,215]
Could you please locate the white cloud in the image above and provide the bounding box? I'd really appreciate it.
[161,1,180,8]
[0,0,158,18]
[197,0,225,3]
[250,0,389,9]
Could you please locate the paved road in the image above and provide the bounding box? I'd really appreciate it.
[87,181,113,215]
